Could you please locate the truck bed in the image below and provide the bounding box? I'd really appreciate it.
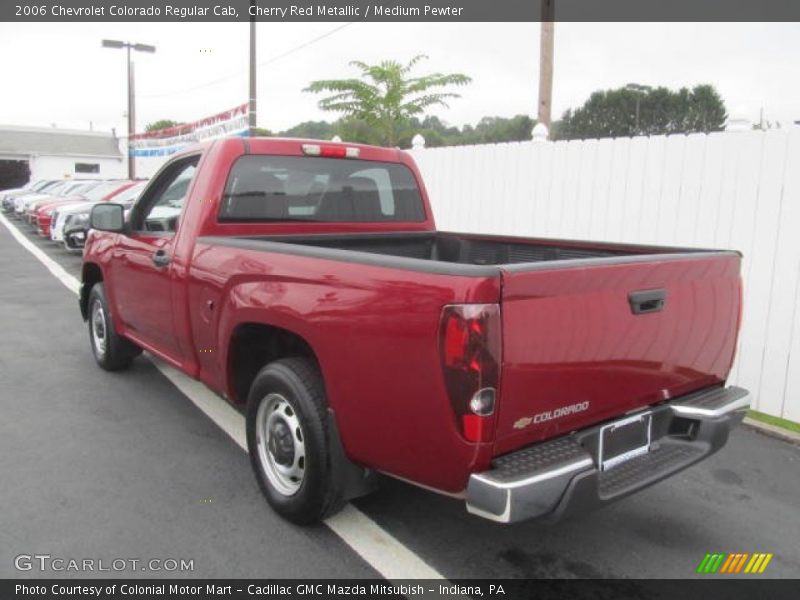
[204,231,721,274]
[199,229,741,458]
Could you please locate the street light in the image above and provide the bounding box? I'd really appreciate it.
[102,39,156,178]
[625,83,651,135]
[249,0,257,136]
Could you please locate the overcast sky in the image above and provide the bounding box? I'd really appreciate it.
[0,22,798,136]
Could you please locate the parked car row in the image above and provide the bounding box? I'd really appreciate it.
[1,178,147,252]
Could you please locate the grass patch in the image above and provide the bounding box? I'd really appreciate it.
[747,409,800,435]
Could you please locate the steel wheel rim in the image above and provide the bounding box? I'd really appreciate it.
[256,393,306,496]
[91,300,107,359]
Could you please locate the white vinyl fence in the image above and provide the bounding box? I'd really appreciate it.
[411,129,800,422]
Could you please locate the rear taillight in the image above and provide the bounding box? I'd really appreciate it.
[439,304,501,443]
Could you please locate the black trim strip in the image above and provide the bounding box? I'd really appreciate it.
[501,250,740,273]
[196,235,501,277]
[440,230,737,256]
[216,229,735,257]
[196,233,739,278]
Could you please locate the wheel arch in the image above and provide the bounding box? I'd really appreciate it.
[230,322,377,502]
[79,262,104,320]
[226,321,320,406]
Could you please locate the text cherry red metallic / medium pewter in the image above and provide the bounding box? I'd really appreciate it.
[80,137,750,524]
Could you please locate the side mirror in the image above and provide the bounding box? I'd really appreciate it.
[90,203,125,232]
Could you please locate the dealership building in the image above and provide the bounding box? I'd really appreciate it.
[0,125,125,189]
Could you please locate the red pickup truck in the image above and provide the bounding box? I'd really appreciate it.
[81,137,750,524]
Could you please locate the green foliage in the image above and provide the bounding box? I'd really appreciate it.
[305,55,471,146]
[747,410,800,435]
[334,118,384,146]
[461,115,536,145]
[397,126,445,149]
[278,115,536,148]
[145,119,181,132]
[396,115,458,148]
[397,114,535,148]
[280,121,334,140]
[272,114,537,148]
[555,84,727,140]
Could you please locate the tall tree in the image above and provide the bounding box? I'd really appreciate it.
[555,84,727,140]
[304,55,471,146]
[684,84,728,133]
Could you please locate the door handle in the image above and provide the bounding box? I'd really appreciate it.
[152,249,171,268]
[628,289,666,314]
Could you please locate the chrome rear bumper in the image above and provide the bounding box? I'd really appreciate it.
[466,386,750,523]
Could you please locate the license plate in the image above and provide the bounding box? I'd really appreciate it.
[598,412,652,471]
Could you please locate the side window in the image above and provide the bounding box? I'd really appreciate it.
[136,158,198,233]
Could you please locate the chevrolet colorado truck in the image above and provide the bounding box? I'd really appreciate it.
[81,137,750,524]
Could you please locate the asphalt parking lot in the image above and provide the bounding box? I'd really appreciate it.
[1,216,799,581]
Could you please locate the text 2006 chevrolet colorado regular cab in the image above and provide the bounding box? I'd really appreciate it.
[81,137,750,524]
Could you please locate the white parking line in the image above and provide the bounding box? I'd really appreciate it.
[0,212,79,294]
[0,212,447,581]
[151,358,447,580]
[151,357,248,450]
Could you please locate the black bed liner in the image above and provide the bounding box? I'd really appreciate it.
[284,231,626,265]
[198,231,734,277]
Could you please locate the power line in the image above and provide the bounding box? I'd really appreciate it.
[257,21,354,68]
[139,22,356,99]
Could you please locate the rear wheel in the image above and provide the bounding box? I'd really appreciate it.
[87,283,141,371]
[246,358,344,524]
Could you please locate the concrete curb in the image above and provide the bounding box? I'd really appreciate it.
[743,417,800,445]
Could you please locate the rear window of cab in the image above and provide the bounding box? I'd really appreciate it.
[219,155,426,223]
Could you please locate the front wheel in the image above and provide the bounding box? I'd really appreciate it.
[87,283,141,371]
[246,358,344,524]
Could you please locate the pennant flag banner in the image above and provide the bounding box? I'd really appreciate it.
[129,104,249,157]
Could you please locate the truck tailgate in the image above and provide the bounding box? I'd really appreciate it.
[495,253,742,456]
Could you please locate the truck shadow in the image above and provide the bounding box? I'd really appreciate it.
[350,433,791,579]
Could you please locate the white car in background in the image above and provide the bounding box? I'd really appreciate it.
[0,179,58,208]
[11,180,71,216]
[50,201,93,243]
[14,180,93,217]
[59,180,147,250]
[50,180,142,243]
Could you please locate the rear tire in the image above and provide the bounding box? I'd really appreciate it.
[87,283,141,371]
[246,358,345,524]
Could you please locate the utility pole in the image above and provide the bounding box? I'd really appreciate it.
[249,0,257,136]
[625,83,651,136]
[128,52,135,176]
[537,0,555,135]
[102,39,156,179]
